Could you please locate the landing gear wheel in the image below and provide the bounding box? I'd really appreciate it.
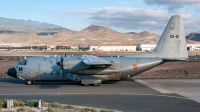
[27,80,32,85]
[93,83,100,86]
[82,84,90,86]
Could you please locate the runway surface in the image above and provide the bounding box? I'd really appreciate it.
[0,78,200,112]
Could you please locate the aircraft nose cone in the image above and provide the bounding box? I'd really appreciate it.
[7,67,17,78]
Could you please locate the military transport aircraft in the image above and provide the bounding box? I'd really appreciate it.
[7,15,188,86]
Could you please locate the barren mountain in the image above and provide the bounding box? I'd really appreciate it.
[52,24,160,46]
[186,32,200,42]
[0,17,161,46]
[0,17,64,30]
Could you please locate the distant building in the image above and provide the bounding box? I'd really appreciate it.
[89,46,136,51]
[187,44,200,51]
[56,46,70,50]
[47,45,56,50]
[31,46,47,51]
[70,46,79,50]
[136,44,156,51]
[12,46,31,51]
[78,45,90,51]
[0,47,9,51]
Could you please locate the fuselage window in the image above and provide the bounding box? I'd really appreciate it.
[18,67,23,71]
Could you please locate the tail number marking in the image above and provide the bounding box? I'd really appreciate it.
[170,35,179,38]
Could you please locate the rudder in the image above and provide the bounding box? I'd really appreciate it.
[130,15,188,60]
[152,15,188,60]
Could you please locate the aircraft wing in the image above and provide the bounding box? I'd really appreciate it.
[81,55,112,65]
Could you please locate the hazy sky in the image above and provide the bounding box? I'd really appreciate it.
[0,0,200,35]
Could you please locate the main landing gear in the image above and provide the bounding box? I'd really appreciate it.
[92,83,100,86]
[82,83,101,86]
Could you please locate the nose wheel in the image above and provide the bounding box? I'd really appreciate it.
[27,80,33,85]
[92,83,100,86]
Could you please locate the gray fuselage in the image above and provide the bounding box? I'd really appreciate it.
[13,56,163,82]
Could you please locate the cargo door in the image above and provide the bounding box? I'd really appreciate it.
[34,71,40,80]
[114,73,121,80]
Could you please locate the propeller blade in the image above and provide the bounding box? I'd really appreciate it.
[56,53,64,66]
[58,53,65,80]
[60,57,63,66]
[62,66,64,80]
[59,52,63,66]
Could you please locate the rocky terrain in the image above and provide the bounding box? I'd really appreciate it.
[186,32,200,42]
[0,17,200,46]
[0,24,160,46]
[0,17,63,30]
[0,17,159,46]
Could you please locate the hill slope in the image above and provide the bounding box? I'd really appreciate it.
[186,32,200,42]
[0,17,160,46]
[53,24,160,46]
[0,17,64,30]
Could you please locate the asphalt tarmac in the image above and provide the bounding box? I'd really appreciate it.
[0,78,200,112]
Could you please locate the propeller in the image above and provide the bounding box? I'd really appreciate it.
[57,53,65,80]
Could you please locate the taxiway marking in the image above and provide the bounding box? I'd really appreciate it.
[135,79,173,94]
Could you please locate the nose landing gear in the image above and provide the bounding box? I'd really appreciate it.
[27,80,33,85]
[92,83,100,86]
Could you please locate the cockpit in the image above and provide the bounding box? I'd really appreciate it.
[18,60,27,65]
[15,60,27,71]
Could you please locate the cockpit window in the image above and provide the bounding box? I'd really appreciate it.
[19,60,27,65]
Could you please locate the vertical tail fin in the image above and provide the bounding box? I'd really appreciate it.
[152,15,188,60]
[131,15,188,60]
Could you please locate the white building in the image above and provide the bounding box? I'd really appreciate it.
[47,45,56,50]
[136,44,156,51]
[89,46,136,51]
[187,44,200,51]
